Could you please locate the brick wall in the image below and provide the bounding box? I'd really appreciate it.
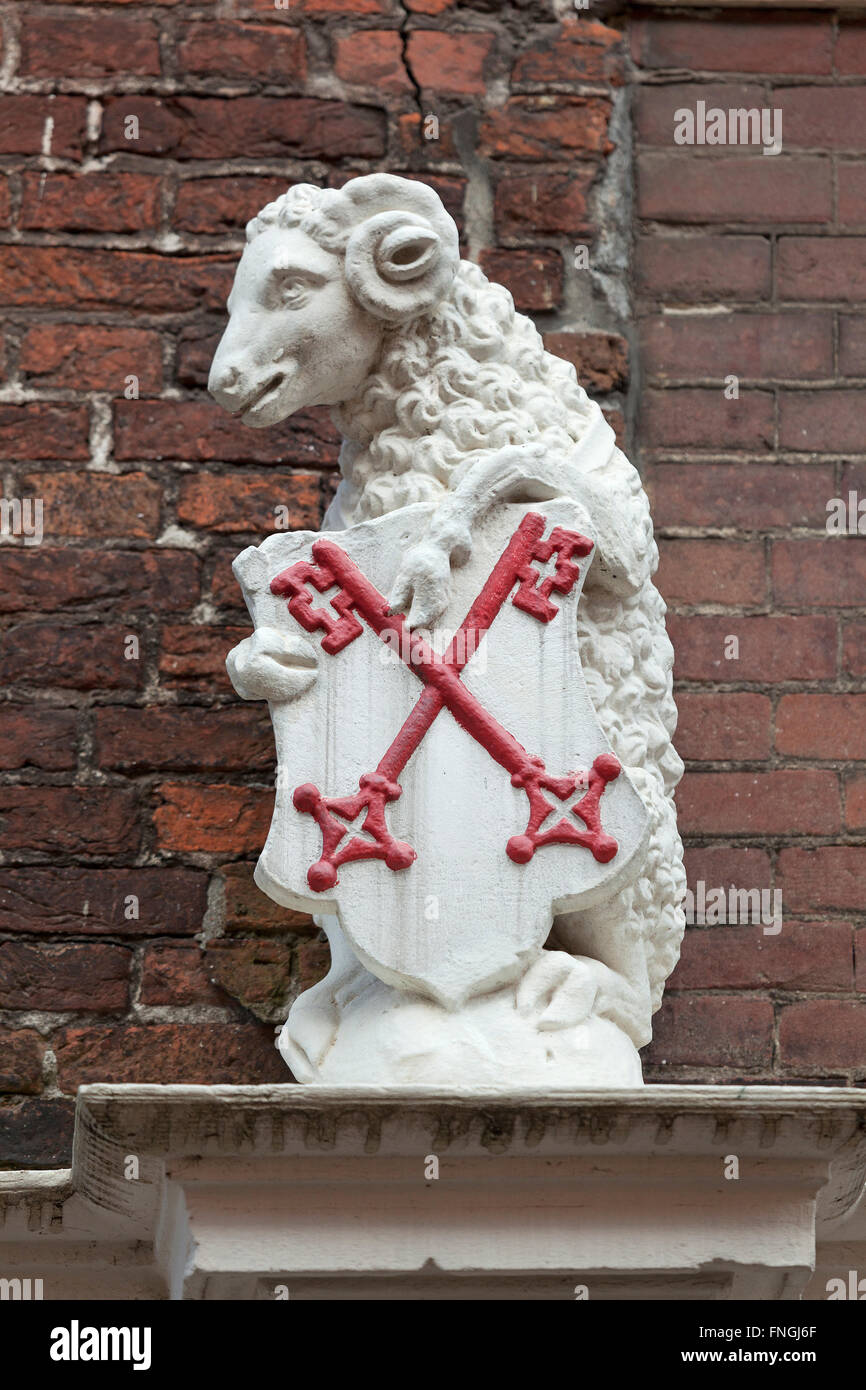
[0,1,863,1166]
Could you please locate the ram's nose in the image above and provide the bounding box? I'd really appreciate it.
[208,358,247,412]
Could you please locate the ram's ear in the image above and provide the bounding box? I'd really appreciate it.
[345,211,459,324]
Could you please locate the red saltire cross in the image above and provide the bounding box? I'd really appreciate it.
[270,512,621,891]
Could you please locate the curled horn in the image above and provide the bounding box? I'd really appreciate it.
[343,178,460,324]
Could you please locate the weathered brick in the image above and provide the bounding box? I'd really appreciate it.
[779,390,864,452]
[656,539,765,606]
[779,1001,866,1074]
[683,846,771,895]
[513,18,623,86]
[205,938,293,1017]
[631,14,832,75]
[94,707,273,772]
[0,787,139,855]
[648,464,834,530]
[778,847,864,912]
[0,1030,44,1095]
[0,625,145,690]
[637,153,831,225]
[0,709,77,771]
[334,30,410,92]
[836,20,866,74]
[19,172,161,233]
[140,941,224,1007]
[0,867,208,938]
[406,31,494,95]
[153,783,273,853]
[636,234,771,303]
[641,388,774,450]
[675,693,771,762]
[19,13,160,76]
[635,83,765,146]
[777,87,866,151]
[640,311,832,382]
[480,97,612,160]
[19,325,163,394]
[115,400,338,467]
[643,995,773,1070]
[0,96,87,158]
[543,331,628,394]
[667,615,837,683]
[0,1098,75,1168]
[676,770,839,836]
[0,247,233,312]
[778,238,866,301]
[158,624,247,692]
[838,162,866,226]
[21,471,161,539]
[671,922,852,992]
[0,550,199,614]
[0,404,88,460]
[173,176,292,235]
[494,171,597,241]
[776,694,866,759]
[0,943,130,1012]
[839,315,866,376]
[478,250,563,312]
[178,22,306,83]
[772,539,866,608]
[220,861,314,935]
[845,773,866,828]
[296,936,331,993]
[100,97,385,160]
[54,1023,286,1087]
[176,472,322,532]
[843,621,866,676]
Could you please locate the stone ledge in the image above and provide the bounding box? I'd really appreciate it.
[1,1084,865,1300]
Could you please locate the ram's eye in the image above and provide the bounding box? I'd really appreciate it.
[278,277,307,307]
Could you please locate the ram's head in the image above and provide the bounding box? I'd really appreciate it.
[208,174,460,428]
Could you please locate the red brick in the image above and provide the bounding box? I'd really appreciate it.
[683,846,771,895]
[220,861,314,935]
[0,1030,44,1095]
[839,315,866,375]
[0,247,233,313]
[675,693,771,762]
[250,0,391,11]
[635,83,765,145]
[334,30,410,92]
[779,1001,866,1075]
[0,787,139,855]
[843,621,866,676]
[179,22,306,83]
[637,153,831,225]
[494,171,597,241]
[0,867,208,938]
[173,176,293,235]
[94,707,273,773]
[778,847,864,912]
[22,471,161,539]
[154,783,273,853]
[677,769,839,836]
[656,539,765,606]
[100,97,385,160]
[636,234,771,303]
[838,162,866,226]
[140,941,224,1007]
[543,331,627,394]
[0,709,77,770]
[295,937,331,993]
[0,1097,75,1167]
[0,404,88,460]
[394,112,459,161]
[648,465,834,530]
[0,549,199,615]
[0,96,87,158]
[643,995,773,1070]
[641,311,832,383]
[19,14,160,76]
[631,15,832,75]
[406,31,494,95]
[211,550,255,608]
[177,472,322,533]
[846,774,866,828]
[776,695,866,760]
[480,97,612,160]
[772,539,866,608]
[857,927,866,991]
[671,922,852,993]
[837,22,866,75]
[0,178,10,229]
[115,400,338,468]
[777,87,866,151]
[778,238,866,301]
[641,388,773,450]
[0,943,130,1012]
[513,18,623,86]
[158,624,247,692]
[205,938,294,1015]
[19,172,161,234]
[667,615,837,683]
[20,325,163,394]
[779,391,864,452]
[54,1022,286,1087]
[477,250,563,312]
[0,625,145,690]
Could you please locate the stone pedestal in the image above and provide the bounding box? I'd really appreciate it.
[1,1085,864,1300]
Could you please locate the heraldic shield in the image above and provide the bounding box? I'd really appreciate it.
[232,497,650,1010]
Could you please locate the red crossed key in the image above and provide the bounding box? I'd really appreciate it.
[270,513,622,892]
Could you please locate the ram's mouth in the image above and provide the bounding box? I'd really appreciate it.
[233,372,287,418]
